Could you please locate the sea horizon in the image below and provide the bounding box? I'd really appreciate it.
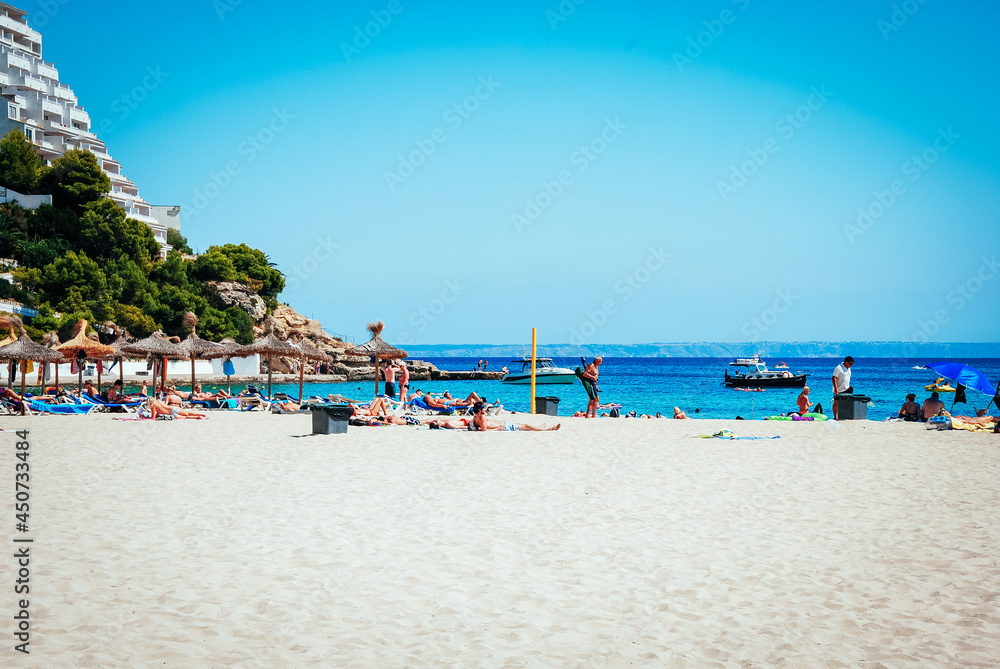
[396,341,1000,359]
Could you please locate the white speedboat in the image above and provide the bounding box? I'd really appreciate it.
[501,358,577,385]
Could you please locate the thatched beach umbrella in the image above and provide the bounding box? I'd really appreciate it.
[41,331,61,390]
[236,319,300,399]
[177,313,226,392]
[0,317,65,414]
[293,338,332,403]
[0,323,16,386]
[105,325,134,387]
[345,321,408,396]
[218,338,242,395]
[55,320,115,394]
[121,331,187,392]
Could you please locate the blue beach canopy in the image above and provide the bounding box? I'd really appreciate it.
[924,362,996,396]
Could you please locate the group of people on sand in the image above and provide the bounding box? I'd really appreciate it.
[897,390,999,427]
[348,400,559,431]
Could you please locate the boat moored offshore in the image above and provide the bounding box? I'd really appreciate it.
[501,358,577,385]
[724,355,808,388]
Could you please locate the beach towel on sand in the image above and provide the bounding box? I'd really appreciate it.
[698,430,780,440]
[948,418,997,433]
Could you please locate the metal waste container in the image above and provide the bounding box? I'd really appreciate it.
[309,403,353,434]
[535,396,560,416]
[835,394,870,420]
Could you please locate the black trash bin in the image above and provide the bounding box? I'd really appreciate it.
[835,394,871,420]
[309,403,353,434]
[535,396,560,416]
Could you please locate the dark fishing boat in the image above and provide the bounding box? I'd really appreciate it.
[724,355,808,388]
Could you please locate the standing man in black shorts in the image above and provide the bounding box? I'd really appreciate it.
[581,356,602,418]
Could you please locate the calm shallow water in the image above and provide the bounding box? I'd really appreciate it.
[261,357,1000,420]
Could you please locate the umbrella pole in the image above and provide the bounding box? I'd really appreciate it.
[299,357,304,404]
[191,355,196,394]
[162,355,167,392]
[20,360,25,415]
[119,358,124,386]
[374,355,380,396]
[267,353,273,399]
[97,364,102,396]
[55,362,59,393]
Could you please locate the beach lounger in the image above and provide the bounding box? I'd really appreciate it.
[237,394,271,411]
[409,397,455,414]
[79,395,143,413]
[26,399,97,415]
[189,398,239,410]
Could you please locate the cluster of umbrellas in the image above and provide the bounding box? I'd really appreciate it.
[0,311,401,413]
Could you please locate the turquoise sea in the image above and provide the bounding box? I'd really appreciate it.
[263,357,1000,420]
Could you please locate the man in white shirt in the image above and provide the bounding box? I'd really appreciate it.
[832,356,855,420]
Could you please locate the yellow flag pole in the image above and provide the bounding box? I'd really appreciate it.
[530,328,537,415]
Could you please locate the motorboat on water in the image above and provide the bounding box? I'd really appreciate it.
[501,357,577,384]
[724,355,808,388]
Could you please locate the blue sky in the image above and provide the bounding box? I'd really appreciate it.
[33,0,1000,345]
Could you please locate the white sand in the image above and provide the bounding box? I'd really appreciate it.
[1,413,998,667]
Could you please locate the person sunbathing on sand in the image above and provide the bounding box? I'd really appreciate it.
[427,417,471,429]
[441,391,484,407]
[350,397,394,417]
[469,402,560,431]
[951,414,998,426]
[141,397,207,420]
[190,384,232,401]
[673,407,688,419]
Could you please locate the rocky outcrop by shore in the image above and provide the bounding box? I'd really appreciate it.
[251,305,500,381]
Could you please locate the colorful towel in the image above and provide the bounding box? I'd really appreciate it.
[698,430,781,440]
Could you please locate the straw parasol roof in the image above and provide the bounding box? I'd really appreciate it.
[55,320,115,359]
[295,338,333,362]
[346,321,408,395]
[345,321,408,360]
[236,317,300,398]
[0,316,64,363]
[121,330,187,359]
[238,316,300,358]
[177,313,226,359]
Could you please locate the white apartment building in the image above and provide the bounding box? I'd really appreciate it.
[0,2,178,257]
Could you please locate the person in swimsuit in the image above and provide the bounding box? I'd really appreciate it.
[141,397,207,419]
[921,392,945,420]
[468,403,560,431]
[381,361,399,399]
[898,393,920,421]
[397,361,410,405]
[581,357,602,418]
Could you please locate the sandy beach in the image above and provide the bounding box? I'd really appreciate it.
[1,414,998,667]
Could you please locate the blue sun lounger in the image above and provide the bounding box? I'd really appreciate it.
[27,399,97,415]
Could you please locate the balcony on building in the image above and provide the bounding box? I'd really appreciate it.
[69,107,89,125]
[19,73,45,93]
[52,84,75,103]
[35,62,57,80]
[40,97,61,115]
[4,49,28,71]
[0,7,40,41]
